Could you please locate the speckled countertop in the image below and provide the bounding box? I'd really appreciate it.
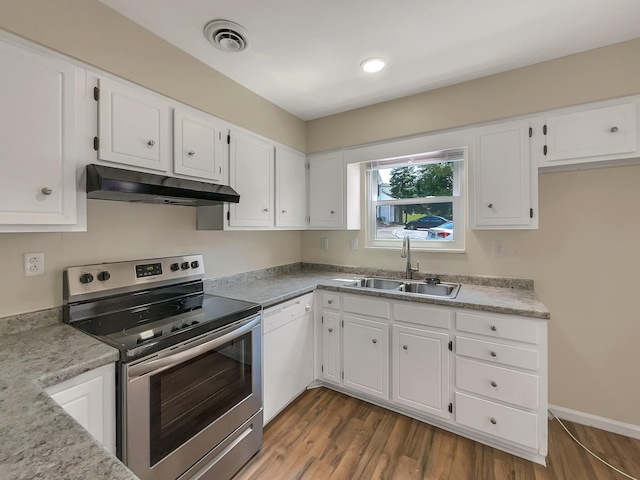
[205,266,549,319]
[0,324,137,480]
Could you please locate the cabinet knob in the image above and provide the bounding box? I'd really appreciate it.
[282,209,287,213]
[491,381,498,388]
[263,208,269,212]
[330,210,335,214]
[490,325,497,331]
[610,126,619,133]
[403,345,408,351]
[188,150,195,157]
[41,187,53,195]
[327,300,333,305]
[372,339,377,344]
[490,351,497,357]
[147,140,156,147]
[487,203,493,208]
[490,418,497,425]
[328,328,333,333]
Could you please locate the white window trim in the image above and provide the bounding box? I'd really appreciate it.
[365,153,466,252]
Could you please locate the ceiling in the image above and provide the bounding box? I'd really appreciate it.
[99,0,640,121]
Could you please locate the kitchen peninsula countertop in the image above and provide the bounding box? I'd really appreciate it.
[0,324,137,480]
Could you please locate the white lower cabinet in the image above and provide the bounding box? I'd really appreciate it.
[44,363,116,455]
[315,290,548,465]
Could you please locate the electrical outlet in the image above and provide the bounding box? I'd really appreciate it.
[321,238,329,250]
[24,253,45,277]
[350,238,358,250]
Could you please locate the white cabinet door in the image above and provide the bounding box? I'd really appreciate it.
[0,40,77,225]
[275,147,307,228]
[544,103,637,163]
[309,152,344,228]
[321,311,342,384]
[173,108,225,182]
[471,121,536,229]
[393,325,450,418]
[343,315,389,400]
[45,363,116,455]
[229,130,274,227]
[97,77,170,172]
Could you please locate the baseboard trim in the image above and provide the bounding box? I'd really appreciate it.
[549,404,640,440]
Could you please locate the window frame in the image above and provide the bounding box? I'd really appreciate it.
[365,151,466,252]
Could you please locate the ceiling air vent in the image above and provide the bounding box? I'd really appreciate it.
[204,20,252,53]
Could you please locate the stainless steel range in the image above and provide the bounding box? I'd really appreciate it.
[63,254,263,480]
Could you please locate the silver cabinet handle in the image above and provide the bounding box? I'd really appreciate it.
[147,140,156,147]
[402,345,408,351]
[330,210,335,214]
[372,339,377,344]
[188,150,195,157]
[327,300,333,305]
[490,418,497,425]
[263,208,269,212]
[487,203,493,208]
[490,351,497,357]
[490,325,497,331]
[491,381,498,387]
[328,328,333,333]
[41,187,53,195]
[610,126,619,133]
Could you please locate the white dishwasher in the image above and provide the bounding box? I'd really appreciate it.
[262,292,314,425]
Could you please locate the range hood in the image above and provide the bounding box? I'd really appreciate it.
[86,164,240,206]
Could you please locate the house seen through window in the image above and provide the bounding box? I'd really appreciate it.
[366,147,465,251]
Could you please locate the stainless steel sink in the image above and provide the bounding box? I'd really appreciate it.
[346,277,460,299]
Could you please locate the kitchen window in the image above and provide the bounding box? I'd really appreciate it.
[365,147,465,251]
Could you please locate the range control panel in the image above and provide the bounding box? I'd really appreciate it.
[65,255,205,302]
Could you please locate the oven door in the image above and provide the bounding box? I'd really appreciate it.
[124,314,262,480]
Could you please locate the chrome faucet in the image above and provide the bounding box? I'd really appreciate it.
[400,236,419,279]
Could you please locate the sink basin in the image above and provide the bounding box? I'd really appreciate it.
[348,278,405,290]
[346,277,460,299]
[401,282,460,298]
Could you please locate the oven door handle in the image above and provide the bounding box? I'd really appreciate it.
[128,316,260,379]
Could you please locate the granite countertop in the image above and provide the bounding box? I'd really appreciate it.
[205,268,549,319]
[0,324,137,480]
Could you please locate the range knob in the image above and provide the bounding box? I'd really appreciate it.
[97,271,110,282]
[190,260,199,269]
[170,263,180,272]
[79,273,94,284]
[181,262,190,270]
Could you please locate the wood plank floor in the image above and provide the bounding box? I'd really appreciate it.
[234,388,640,480]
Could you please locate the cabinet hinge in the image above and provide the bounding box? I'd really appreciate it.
[226,211,230,221]
[448,341,453,351]
[528,127,532,138]
[93,86,99,101]
[543,145,548,156]
[530,208,534,219]
[93,137,99,151]
[341,371,344,379]
[321,316,324,324]
[341,320,344,328]
[227,134,231,145]
[543,124,547,135]
[321,364,324,373]
[448,403,453,414]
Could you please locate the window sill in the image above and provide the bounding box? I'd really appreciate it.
[364,244,466,254]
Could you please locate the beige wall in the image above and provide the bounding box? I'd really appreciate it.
[303,39,640,426]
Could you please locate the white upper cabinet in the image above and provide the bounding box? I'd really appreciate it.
[470,120,538,229]
[275,146,307,229]
[0,39,78,225]
[173,108,225,183]
[228,129,274,227]
[97,77,171,172]
[539,101,639,170]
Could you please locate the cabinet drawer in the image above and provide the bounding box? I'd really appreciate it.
[456,357,538,409]
[456,311,539,344]
[322,293,340,310]
[456,336,538,371]
[393,302,451,329]
[455,392,538,450]
[343,295,389,319]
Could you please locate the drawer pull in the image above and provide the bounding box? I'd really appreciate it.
[490,351,497,357]
[328,300,333,304]
[491,381,498,387]
[490,325,497,331]
[610,126,619,133]
[490,418,497,425]
[372,339,377,344]
[403,345,408,351]
[328,328,333,333]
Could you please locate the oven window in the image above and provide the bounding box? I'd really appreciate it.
[149,332,253,465]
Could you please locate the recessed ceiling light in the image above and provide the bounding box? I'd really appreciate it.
[361,58,386,74]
